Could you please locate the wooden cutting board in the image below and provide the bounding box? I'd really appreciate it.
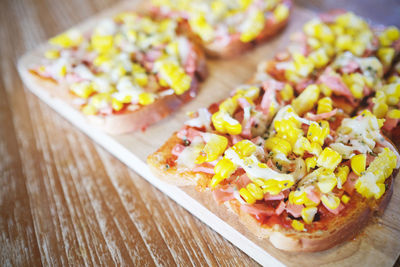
[17,1,400,266]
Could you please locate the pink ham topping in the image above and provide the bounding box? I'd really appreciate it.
[212,186,236,204]
[306,109,338,121]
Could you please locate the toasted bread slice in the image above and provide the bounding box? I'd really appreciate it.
[151,0,292,58]
[147,132,397,252]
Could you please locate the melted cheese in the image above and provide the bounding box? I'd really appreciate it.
[224,148,294,183]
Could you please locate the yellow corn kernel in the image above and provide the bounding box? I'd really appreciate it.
[289,190,308,205]
[209,174,225,189]
[335,165,349,189]
[301,206,317,224]
[335,34,352,51]
[214,157,237,179]
[240,10,265,42]
[196,134,228,164]
[292,84,320,116]
[365,148,396,183]
[70,82,94,99]
[111,98,123,111]
[291,220,305,231]
[355,148,396,199]
[239,187,256,204]
[189,14,215,42]
[308,142,322,157]
[388,109,400,119]
[219,97,238,115]
[274,119,303,145]
[138,92,155,106]
[212,111,242,135]
[90,93,112,108]
[378,47,395,68]
[341,194,350,204]
[235,86,260,101]
[350,154,366,176]
[59,65,67,77]
[307,122,329,146]
[349,40,366,57]
[319,83,332,97]
[303,19,334,43]
[317,169,337,193]
[317,97,333,114]
[265,137,292,156]
[91,34,114,53]
[280,84,294,102]
[379,26,400,46]
[321,194,340,210]
[292,53,315,77]
[317,147,342,170]
[44,49,60,59]
[247,183,264,201]
[49,29,83,48]
[232,140,257,158]
[134,72,148,87]
[308,48,330,68]
[305,156,317,172]
[81,104,97,115]
[157,60,192,95]
[274,4,289,23]
[293,136,311,157]
[372,91,388,118]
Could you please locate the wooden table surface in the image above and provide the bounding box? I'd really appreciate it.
[1,0,400,266]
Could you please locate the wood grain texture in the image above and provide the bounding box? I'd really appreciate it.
[1,0,256,266]
[3,0,400,266]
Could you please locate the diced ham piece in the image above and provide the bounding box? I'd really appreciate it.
[343,172,359,195]
[341,60,359,74]
[237,97,251,109]
[235,174,252,189]
[231,135,243,144]
[295,79,313,94]
[286,203,304,218]
[145,49,163,62]
[184,44,197,76]
[241,117,255,139]
[306,109,338,121]
[260,88,274,115]
[264,192,285,201]
[323,202,345,215]
[193,163,215,174]
[240,203,275,217]
[213,186,236,204]
[318,68,355,103]
[177,127,203,142]
[275,201,286,215]
[366,154,376,167]
[305,186,321,205]
[383,117,399,132]
[251,136,265,147]
[172,144,185,156]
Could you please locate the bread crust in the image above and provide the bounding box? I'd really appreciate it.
[147,130,398,252]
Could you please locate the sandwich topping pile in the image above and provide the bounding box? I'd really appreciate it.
[30,12,207,134]
[151,0,291,44]
[148,11,400,251]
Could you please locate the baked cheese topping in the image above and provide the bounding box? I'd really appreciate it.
[34,13,195,116]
